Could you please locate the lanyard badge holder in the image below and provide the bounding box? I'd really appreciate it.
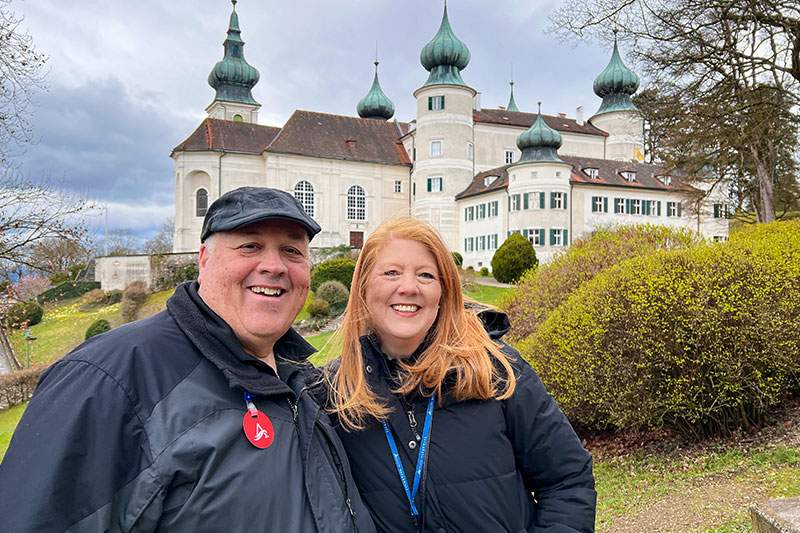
[242,391,275,449]
[381,394,435,521]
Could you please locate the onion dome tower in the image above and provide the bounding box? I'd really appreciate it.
[357,60,395,120]
[419,2,471,86]
[206,0,261,122]
[516,103,563,162]
[592,31,640,116]
[506,79,520,112]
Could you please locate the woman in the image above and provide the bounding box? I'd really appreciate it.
[327,217,596,533]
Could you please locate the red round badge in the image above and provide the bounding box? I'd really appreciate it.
[242,410,275,449]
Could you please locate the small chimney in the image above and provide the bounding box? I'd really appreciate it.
[473,92,481,111]
[576,106,584,125]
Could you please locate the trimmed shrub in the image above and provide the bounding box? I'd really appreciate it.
[36,281,100,304]
[154,261,198,291]
[308,298,330,318]
[451,252,463,268]
[120,281,149,323]
[311,257,356,292]
[80,289,121,310]
[519,223,800,439]
[316,280,349,315]
[85,319,112,340]
[479,267,490,277]
[104,289,123,305]
[0,365,47,409]
[491,233,537,284]
[5,301,44,329]
[503,224,697,342]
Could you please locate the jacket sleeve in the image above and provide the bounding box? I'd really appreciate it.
[502,348,597,533]
[0,358,155,532]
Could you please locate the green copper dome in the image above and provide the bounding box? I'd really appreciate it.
[593,35,639,115]
[420,3,470,86]
[357,61,395,120]
[208,0,260,106]
[516,103,563,162]
[507,80,519,112]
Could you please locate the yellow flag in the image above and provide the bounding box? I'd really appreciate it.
[634,148,645,162]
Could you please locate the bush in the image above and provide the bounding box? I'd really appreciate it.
[451,252,463,268]
[80,289,121,310]
[120,281,149,323]
[519,222,800,439]
[503,224,697,342]
[5,301,44,329]
[311,257,356,292]
[154,260,198,291]
[0,365,47,409]
[85,319,111,340]
[316,280,349,315]
[308,298,330,318]
[479,267,490,277]
[36,281,100,304]
[104,289,123,305]
[491,233,537,284]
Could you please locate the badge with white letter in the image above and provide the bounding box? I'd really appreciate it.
[243,391,275,449]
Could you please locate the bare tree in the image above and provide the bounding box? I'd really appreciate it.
[551,0,800,222]
[102,229,140,256]
[0,0,46,165]
[143,217,173,255]
[28,237,91,279]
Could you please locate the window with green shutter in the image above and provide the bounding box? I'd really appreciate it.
[538,228,545,246]
[549,229,556,246]
[550,192,556,209]
[523,193,529,210]
[643,200,651,216]
[564,229,569,245]
[563,194,568,209]
[539,192,545,209]
[603,197,609,213]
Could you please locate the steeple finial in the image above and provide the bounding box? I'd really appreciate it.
[357,54,395,120]
[207,0,260,108]
[592,30,640,116]
[419,1,471,87]
[506,63,520,112]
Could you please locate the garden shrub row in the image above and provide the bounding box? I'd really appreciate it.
[503,224,697,342]
[311,257,356,292]
[517,220,800,439]
[0,365,47,410]
[36,281,100,304]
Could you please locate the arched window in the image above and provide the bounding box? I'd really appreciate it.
[294,180,315,218]
[232,114,244,122]
[196,188,209,217]
[347,185,366,221]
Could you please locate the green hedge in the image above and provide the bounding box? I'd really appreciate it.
[36,281,100,304]
[0,365,47,409]
[85,319,112,340]
[311,257,356,292]
[518,221,800,439]
[503,224,697,342]
[316,280,349,315]
[491,233,537,284]
[5,301,44,328]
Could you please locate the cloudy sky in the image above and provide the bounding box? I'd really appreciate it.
[11,0,624,244]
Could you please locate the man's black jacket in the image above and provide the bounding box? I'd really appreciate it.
[0,282,375,532]
[332,309,596,533]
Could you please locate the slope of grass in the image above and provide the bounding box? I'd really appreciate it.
[0,402,28,461]
[464,284,512,307]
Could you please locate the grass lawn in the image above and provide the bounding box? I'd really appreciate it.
[0,402,28,461]
[463,284,512,307]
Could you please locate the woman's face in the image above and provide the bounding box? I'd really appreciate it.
[365,237,442,359]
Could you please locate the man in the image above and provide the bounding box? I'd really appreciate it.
[0,187,375,532]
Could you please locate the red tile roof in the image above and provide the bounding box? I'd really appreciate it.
[473,109,608,137]
[171,118,281,155]
[266,111,412,166]
[456,156,687,200]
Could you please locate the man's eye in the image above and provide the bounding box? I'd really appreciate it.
[238,243,260,251]
[283,247,302,256]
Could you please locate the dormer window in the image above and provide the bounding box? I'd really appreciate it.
[483,175,498,187]
[621,171,637,182]
[658,174,673,186]
[584,167,599,179]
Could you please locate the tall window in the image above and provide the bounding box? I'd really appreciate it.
[394,180,402,194]
[430,140,443,157]
[505,150,514,164]
[713,203,728,218]
[477,204,486,219]
[550,191,567,209]
[489,200,498,217]
[196,188,209,217]
[347,185,366,220]
[591,196,608,213]
[293,181,315,218]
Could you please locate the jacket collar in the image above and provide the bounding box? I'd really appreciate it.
[167,282,317,396]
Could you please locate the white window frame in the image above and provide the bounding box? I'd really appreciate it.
[430,140,443,158]
[477,203,486,219]
[504,150,514,165]
[427,176,443,192]
[393,180,402,194]
[621,171,637,182]
[592,196,605,213]
[346,184,366,221]
[195,187,209,218]
[430,95,445,111]
[552,229,564,247]
[667,201,678,217]
[584,168,599,179]
[552,192,564,210]
[511,194,522,211]
[632,199,642,215]
[293,180,315,219]
[528,228,544,246]
[489,200,498,217]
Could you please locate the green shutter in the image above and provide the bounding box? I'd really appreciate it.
[657,201,662,216]
[523,193,529,210]
[427,179,432,192]
[643,200,651,216]
[563,194,568,209]
[625,199,632,214]
[550,192,556,209]
[603,197,608,213]
[427,97,433,111]
[538,229,545,245]
[677,202,683,217]
[539,192,545,209]
[549,229,555,246]
[591,197,598,213]
[564,229,569,245]
[442,95,446,109]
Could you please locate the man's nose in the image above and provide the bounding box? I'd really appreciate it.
[257,248,288,275]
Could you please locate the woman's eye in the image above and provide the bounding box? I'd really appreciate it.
[418,272,436,280]
[384,270,399,277]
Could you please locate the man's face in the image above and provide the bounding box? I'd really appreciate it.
[197,219,310,357]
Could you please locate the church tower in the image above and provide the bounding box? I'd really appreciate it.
[356,60,395,120]
[205,0,261,123]
[411,1,476,249]
[588,32,644,162]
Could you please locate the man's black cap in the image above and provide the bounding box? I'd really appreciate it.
[201,186,321,242]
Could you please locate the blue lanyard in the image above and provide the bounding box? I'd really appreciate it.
[381,394,435,518]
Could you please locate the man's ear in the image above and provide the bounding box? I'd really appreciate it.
[197,243,209,283]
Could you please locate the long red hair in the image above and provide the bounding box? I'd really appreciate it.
[328,216,516,430]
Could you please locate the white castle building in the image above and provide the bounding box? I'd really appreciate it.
[169,2,728,270]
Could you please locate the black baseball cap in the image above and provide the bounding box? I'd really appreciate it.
[201,186,321,242]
